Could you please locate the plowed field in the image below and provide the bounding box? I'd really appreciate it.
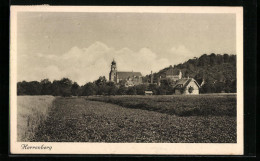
[32,97,236,143]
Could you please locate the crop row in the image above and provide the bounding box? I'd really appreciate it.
[86,95,236,117]
[33,97,236,143]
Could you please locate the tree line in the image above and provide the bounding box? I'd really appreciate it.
[17,76,173,96]
[17,76,180,96]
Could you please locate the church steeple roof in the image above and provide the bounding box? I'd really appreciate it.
[112,59,116,65]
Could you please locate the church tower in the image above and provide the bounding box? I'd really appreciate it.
[109,59,117,82]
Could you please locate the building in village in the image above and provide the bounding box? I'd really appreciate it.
[173,78,201,94]
[144,91,153,95]
[109,59,142,87]
[159,67,182,81]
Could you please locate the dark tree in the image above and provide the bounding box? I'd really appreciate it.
[81,82,97,96]
[59,78,73,97]
[118,80,127,86]
[157,87,167,95]
[223,54,230,63]
[71,82,80,96]
[94,76,108,95]
[52,80,62,96]
[51,78,73,97]
[148,84,158,95]
[198,54,210,66]
[127,86,137,95]
[117,85,127,95]
[94,76,107,86]
[17,81,27,95]
[106,81,118,96]
[40,79,52,95]
[209,53,217,65]
[18,81,42,95]
[135,84,148,95]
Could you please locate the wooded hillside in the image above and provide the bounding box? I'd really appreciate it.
[144,53,236,93]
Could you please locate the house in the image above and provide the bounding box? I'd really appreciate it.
[158,68,182,84]
[165,69,182,81]
[145,91,153,95]
[173,78,200,94]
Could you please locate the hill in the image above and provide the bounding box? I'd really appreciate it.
[144,53,236,93]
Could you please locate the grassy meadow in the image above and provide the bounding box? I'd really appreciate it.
[31,95,236,143]
[86,94,236,117]
[17,96,55,142]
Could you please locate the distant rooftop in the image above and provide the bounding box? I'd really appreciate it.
[173,78,200,89]
[117,71,142,79]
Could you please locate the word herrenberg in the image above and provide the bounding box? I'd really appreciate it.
[21,144,52,151]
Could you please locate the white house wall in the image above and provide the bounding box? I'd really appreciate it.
[175,80,200,95]
[186,81,199,94]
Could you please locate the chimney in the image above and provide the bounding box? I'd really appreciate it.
[201,78,205,86]
[157,76,161,86]
[151,71,153,84]
[179,70,182,79]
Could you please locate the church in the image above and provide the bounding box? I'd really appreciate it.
[109,59,143,87]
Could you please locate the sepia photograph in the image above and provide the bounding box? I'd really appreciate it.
[10,6,243,155]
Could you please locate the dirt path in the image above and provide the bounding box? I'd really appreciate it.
[33,97,236,143]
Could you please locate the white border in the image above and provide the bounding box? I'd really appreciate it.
[10,6,243,155]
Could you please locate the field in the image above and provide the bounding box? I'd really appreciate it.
[28,94,237,143]
[17,96,55,141]
[86,94,236,116]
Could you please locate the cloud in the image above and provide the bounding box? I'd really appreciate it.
[168,45,198,64]
[18,65,66,83]
[170,45,191,55]
[18,41,172,85]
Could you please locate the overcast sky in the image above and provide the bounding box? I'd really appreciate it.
[17,12,236,85]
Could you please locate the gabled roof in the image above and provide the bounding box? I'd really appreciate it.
[117,71,142,79]
[173,78,201,89]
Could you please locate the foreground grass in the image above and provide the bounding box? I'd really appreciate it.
[86,95,236,117]
[33,97,236,143]
[17,96,55,142]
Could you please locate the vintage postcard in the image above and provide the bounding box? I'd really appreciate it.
[10,6,243,155]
